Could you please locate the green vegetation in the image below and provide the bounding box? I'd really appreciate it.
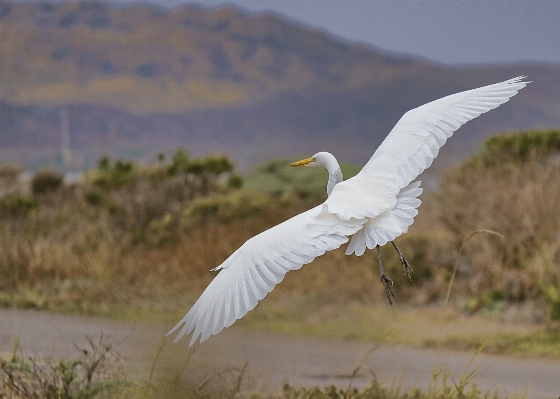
[31,170,64,195]
[90,157,136,188]
[0,337,526,399]
[468,129,560,167]
[1,337,128,399]
[439,130,560,321]
[279,374,517,399]
[0,195,39,216]
[0,149,254,316]
[243,158,361,199]
[439,329,560,358]
[2,130,560,360]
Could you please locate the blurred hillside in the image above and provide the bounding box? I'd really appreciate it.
[1,0,560,171]
[0,1,431,112]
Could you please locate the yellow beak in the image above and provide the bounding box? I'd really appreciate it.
[290,157,314,167]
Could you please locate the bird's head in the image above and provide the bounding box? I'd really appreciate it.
[290,152,336,169]
[290,152,342,196]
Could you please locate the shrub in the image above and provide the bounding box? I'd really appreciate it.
[199,154,234,175]
[97,155,110,172]
[0,336,127,399]
[462,129,560,170]
[437,130,560,310]
[166,148,190,176]
[227,173,243,189]
[91,156,136,188]
[0,164,20,182]
[0,165,22,197]
[146,213,177,246]
[182,191,267,226]
[85,190,104,206]
[0,194,39,216]
[31,170,63,194]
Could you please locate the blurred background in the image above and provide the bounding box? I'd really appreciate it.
[1,1,560,397]
[1,0,560,173]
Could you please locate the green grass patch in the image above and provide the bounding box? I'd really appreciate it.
[437,329,560,358]
[238,298,396,343]
[243,158,361,198]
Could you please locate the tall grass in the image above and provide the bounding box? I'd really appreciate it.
[0,151,253,315]
[1,131,560,327]
[0,151,440,316]
[438,130,560,320]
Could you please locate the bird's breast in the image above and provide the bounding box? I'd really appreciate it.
[324,174,397,222]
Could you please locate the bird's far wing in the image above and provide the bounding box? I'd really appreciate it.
[166,205,364,346]
[359,76,529,190]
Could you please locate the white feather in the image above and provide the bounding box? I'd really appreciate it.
[167,77,528,346]
[359,76,528,192]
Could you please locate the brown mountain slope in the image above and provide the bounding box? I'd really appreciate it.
[0,0,425,112]
[0,1,559,172]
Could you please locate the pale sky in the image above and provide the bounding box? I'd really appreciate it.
[14,0,560,65]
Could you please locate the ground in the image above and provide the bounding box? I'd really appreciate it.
[1,308,560,398]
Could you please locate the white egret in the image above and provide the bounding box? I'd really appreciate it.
[167,76,528,346]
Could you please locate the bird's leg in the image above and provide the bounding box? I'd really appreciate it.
[391,241,413,281]
[376,245,394,305]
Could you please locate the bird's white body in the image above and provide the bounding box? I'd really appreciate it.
[167,77,529,346]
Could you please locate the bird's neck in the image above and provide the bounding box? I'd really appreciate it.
[326,168,343,197]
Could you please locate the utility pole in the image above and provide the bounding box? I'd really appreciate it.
[60,106,71,170]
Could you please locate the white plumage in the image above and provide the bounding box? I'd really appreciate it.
[167,76,528,346]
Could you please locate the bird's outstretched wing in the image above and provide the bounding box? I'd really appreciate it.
[166,205,364,346]
[326,76,528,254]
[359,76,529,191]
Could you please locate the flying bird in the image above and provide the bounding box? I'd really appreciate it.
[167,76,528,346]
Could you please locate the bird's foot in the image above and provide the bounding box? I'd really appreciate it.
[380,274,394,305]
[399,254,414,281]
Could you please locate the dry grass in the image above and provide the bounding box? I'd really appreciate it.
[0,335,127,399]
[2,132,560,353]
[2,337,525,399]
[437,151,560,319]
[0,153,451,318]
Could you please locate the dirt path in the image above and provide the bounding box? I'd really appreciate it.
[1,308,560,398]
